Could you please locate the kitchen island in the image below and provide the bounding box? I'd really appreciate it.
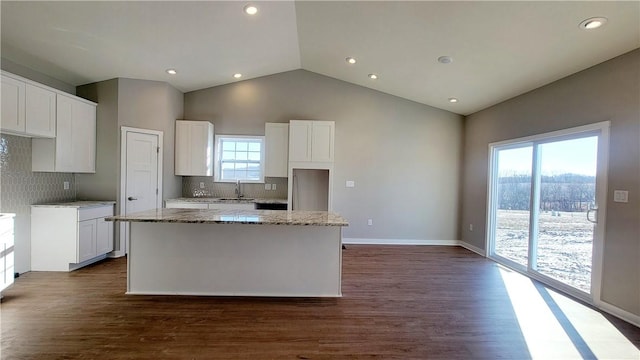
[107,208,348,297]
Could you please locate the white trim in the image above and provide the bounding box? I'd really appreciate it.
[343,238,459,246]
[118,126,163,256]
[597,300,640,328]
[458,241,486,256]
[214,134,265,183]
[487,121,611,148]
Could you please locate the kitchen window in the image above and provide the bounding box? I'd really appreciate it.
[214,135,265,183]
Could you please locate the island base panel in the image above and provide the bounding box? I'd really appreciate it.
[127,223,342,297]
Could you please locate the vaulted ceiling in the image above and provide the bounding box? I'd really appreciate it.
[2,1,639,115]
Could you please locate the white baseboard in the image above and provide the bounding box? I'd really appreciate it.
[342,238,460,246]
[458,241,486,256]
[597,300,640,328]
[107,250,126,258]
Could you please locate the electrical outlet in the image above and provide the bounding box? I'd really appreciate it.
[265,183,272,190]
[469,224,473,232]
[199,182,205,189]
[367,219,373,226]
[63,181,70,190]
[614,190,629,203]
[346,180,355,188]
[272,183,276,191]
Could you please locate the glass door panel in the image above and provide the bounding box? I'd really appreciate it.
[534,136,598,293]
[493,145,533,268]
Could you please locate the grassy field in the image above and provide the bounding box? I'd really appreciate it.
[494,209,594,293]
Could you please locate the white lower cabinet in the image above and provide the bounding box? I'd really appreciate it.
[165,202,209,209]
[31,203,114,271]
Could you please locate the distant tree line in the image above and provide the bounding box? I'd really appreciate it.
[498,173,595,212]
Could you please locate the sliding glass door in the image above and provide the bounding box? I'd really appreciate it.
[488,123,608,301]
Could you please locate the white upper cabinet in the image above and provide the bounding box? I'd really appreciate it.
[25,83,56,138]
[289,120,335,163]
[1,74,26,133]
[264,123,289,177]
[1,72,56,138]
[175,120,214,176]
[32,94,97,173]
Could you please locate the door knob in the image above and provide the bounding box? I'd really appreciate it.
[128,197,138,201]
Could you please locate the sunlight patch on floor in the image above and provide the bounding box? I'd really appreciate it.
[499,267,639,359]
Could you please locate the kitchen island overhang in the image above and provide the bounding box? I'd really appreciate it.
[107,208,348,297]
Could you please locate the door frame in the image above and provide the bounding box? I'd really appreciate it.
[117,126,163,257]
[486,121,609,304]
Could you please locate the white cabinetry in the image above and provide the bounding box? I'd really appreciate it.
[165,201,255,210]
[265,123,289,177]
[25,83,56,137]
[288,120,334,163]
[32,94,96,173]
[0,214,15,294]
[1,74,26,134]
[1,73,56,138]
[175,120,214,176]
[31,203,114,271]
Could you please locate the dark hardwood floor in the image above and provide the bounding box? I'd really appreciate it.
[1,246,638,359]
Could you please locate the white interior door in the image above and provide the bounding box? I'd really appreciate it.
[120,127,163,255]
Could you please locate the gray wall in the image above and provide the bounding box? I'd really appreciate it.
[1,57,75,94]
[185,70,464,241]
[118,78,184,200]
[461,49,640,316]
[77,78,184,252]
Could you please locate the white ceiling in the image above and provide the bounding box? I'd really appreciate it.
[2,1,639,115]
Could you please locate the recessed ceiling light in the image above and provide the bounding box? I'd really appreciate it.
[438,56,453,64]
[579,17,607,30]
[448,97,459,103]
[346,57,357,64]
[233,73,242,79]
[244,4,258,15]
[368,74,378,80]
[166,69,177,75]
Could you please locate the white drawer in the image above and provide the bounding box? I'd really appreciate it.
[78,205,114,221]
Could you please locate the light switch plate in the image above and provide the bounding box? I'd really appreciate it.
[614,190,629,203]
[63,181,70,190]
[265,183,272,190]
[272,183,277,190]
[346,180,355,188]
[199,182,205,189]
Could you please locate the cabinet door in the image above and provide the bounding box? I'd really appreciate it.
[25,84,56,138]
[95,217,113,255]
[55,95,96,173]
[289,120,312,162]
[78,220,97,263]
[311,121,335,162]
[175,120,214,176]
[265,123,289,177]
[72,100,96,173]
[1,75,26,133]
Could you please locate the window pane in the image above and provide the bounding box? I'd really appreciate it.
[236,142,248,151]
[248,142,261,152]
[247,163,260,171]
[222,141,235,151]
[248,151,260,161]
[222,151,236,160]
[236,152,248,161]
[247,171,260,180]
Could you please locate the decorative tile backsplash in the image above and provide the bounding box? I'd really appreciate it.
[183,176,288,199]
[0,134,76,273]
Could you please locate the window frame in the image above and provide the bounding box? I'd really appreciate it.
[214,134,265,183]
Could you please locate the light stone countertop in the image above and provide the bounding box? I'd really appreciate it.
[107,208,348,226]
[31,201,116,209]
[165,197,288,204]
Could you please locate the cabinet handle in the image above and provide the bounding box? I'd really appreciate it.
[127,197,138,201]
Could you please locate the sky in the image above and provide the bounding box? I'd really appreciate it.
[498,136,598,176]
